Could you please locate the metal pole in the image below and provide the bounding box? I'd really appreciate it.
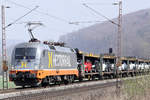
[1,5,8,90]
[117,1,122,59]
[116,0,122,95]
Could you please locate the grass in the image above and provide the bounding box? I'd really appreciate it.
[122,75,150,100]
[0,75,16,89]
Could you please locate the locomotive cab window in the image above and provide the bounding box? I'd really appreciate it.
[15,48,37,59]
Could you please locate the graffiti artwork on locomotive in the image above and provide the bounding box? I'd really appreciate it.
[9,40,150,87]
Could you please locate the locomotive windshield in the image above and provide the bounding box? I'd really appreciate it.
[15,48,37,59]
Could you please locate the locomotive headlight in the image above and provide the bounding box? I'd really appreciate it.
[35,66,38,70]
[12,66,14,70]
[11,66,15,70]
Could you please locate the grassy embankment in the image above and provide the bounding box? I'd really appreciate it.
[89,75,150,100]
[0,75,16,89]
[121,75,150,100]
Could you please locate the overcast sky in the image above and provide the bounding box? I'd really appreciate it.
[0,0,150,42]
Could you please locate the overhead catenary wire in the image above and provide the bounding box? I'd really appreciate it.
[9,20,70,34]
[69,20,103,25]
[6,0,69,23]
[82,3,119,26]
[83,2,117,6]
[5,6,39,28]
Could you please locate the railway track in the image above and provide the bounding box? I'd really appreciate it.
[2,81,117,100]
[0,78,118,100]
[0,79,99,94]
[0,75,149,100]
[8,81,117,100]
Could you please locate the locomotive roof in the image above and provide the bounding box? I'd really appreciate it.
[54,46,75,53]
[14,42,75,53]
[14,42,43,48]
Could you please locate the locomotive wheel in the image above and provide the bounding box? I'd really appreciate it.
[57,81,61,85]
[41,82,48,87]
[64,80,69,85]
[41,78,49,87]
[79,77,83,82]
[63,76,69,85]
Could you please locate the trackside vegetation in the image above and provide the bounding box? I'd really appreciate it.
[122,75,150,100]
[0,76,16,89]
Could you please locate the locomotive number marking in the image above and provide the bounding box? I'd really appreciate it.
[21,62,27,68]
[53,54,71,67]
[48,52,53,68]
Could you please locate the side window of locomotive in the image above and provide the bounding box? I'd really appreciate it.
[49,46,56,50]
[43,50,46,57]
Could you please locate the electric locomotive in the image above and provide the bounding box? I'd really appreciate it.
[9,40,78,87]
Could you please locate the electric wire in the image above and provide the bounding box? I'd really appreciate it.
[83,2,116,6]
[6,0,69,23]
[83,3,119,26]
[4,6,39,28]
[69,20,103,25]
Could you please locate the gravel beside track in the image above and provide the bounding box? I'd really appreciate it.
[0,79,117,100]
[8,82,116,100]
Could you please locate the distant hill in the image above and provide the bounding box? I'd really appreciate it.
[59,8,150,58]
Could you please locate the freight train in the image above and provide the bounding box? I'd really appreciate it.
[9,40,150,87]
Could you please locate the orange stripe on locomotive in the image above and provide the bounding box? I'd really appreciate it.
[9,69,79,80]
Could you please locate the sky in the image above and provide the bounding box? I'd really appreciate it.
[0,0,150,43]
